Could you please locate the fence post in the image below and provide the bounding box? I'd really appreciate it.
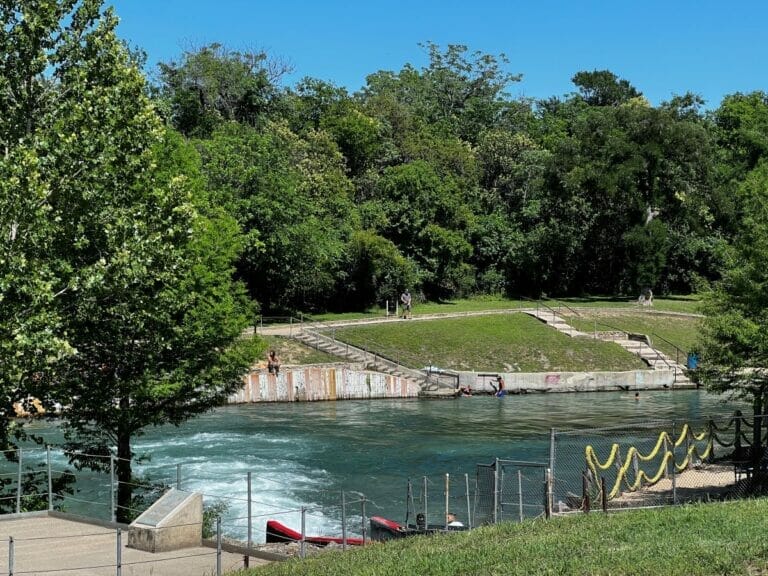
[9,536,13,576]
[423,476,428,525]
[517,470,524,522]
[16,448,22,514]
[216,516,222,576]
[361,497,367,544]
[671,421,678,505]
[582,471,590,513]
[548,429,556,502]
[341,491,347,551]
[444,473,450,529]
[465,473,471,530]
[176,463,182,490]
[300,507,306,558]
[544,468,552,519]
[246,471,252,568]
[47,445,53,511]
[116,527,122,576]
[493,459,499,524]
[600,477,608,513]
[110,455,116,523]
[734,410,743,459]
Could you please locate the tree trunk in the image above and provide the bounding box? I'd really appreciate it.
[116,427,133,524]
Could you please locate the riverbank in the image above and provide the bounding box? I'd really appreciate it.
[236,497,768,576]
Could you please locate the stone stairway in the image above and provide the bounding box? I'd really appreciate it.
[525,309,691,386]
[526,309,588,337]
[598,333,691,386]
[293,329,434,390]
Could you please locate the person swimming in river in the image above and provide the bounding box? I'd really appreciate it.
[457,384,472,397]
[490,375,506,397]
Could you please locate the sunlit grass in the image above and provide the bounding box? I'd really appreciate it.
[238,498,768,576]
[568,314,702,361]
[332,314,647,372]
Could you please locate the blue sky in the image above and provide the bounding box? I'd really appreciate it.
[111,0,766,108]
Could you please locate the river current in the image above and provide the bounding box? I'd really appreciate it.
[22,389,742,541]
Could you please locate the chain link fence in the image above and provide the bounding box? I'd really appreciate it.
[551,413,768,513]
[0,412,766,573]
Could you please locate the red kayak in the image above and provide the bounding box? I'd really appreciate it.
[265,519,364,546]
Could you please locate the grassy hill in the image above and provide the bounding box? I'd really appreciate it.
[332,314,648,372]
[238,498,768,576]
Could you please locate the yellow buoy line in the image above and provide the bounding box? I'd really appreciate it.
[585,423,713,501]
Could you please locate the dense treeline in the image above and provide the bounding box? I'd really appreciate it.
[153,43,767,313]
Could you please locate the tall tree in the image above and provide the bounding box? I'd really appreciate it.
[157,43,291,137]
[698,161,768,462]
[1,0,260,521]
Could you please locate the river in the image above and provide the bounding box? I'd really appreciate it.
[21,389,742,542]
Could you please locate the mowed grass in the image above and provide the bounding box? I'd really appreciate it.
[568,313,703,361]
[333,314,647,372]
[239,499,768,576]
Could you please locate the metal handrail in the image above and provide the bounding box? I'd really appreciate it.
[648,331,687,367]
[588,318,673,373]
[296,318,428,383]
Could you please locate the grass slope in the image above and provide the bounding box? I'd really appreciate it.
[334,314,647,372]
[239,499,768,576]
[568,314,702,361]
[262,336,345,365]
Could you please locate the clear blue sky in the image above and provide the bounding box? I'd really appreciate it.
[111,0,766,108]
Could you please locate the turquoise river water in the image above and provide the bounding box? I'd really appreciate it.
[22,389,743,541]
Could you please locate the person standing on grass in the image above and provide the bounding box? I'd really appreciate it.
[400,289,412,319]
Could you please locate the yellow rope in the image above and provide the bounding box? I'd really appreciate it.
[585,423,713,501]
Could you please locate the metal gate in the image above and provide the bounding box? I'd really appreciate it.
[474,459,548,525]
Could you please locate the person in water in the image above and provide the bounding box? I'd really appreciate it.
[457,384,472,397]
[491,375,506,397]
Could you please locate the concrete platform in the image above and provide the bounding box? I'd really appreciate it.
[0,513,271,575]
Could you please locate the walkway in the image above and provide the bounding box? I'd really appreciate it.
[0,514,268,576]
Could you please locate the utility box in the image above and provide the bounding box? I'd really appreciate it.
[128,489,203,552]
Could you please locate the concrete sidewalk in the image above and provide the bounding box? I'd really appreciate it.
[0,514,271,575]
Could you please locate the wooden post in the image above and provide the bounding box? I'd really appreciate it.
[600,477,608,513]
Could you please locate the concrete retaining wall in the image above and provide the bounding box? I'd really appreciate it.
[463,369,693,394]
[228,366,420,403]
[228,366,694,404]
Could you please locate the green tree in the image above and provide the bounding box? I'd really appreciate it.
[157,43,291,137]
[0,1,260,522]
[198,121,358,312]
[698,161,768,462]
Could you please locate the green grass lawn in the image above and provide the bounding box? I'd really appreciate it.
[238,498,768,576]
[568,314,702,362]
[333,314,648,372]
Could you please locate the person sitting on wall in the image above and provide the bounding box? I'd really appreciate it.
[267,350,281,376]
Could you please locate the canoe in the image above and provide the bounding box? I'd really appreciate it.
[369,515,467,541]
[265,519,364,546]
